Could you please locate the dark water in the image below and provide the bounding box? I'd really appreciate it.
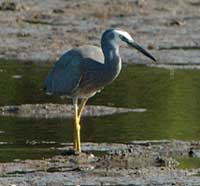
[0,60,200,161]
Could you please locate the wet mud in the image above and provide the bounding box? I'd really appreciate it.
[1,140,200,185]
[0,0,199,66]
[0,103,146,118]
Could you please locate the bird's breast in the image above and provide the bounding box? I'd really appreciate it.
[71,55,122,98]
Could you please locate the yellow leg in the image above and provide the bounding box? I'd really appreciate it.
[77,98,88,122]
[75,113,81,152]
[73,98,81,152]
[73,98,88,153]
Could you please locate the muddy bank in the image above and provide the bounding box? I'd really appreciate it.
[0,103,146,118]
[0,0,199,65]
[1,140,200,185]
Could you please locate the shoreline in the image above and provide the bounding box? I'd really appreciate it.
[0,140,200,185]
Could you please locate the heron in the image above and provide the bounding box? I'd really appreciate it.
[44,28,156,153]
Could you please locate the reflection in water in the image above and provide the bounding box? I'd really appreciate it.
[0,60,200,161]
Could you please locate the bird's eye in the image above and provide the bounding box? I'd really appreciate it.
[119,35,127,42]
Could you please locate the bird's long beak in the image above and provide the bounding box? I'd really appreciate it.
[127,41,156,62]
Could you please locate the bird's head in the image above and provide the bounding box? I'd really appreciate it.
[102,28,156,62]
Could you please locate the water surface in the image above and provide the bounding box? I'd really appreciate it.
[0,60,200,161]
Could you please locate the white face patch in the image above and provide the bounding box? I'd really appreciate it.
[114,29,134,42]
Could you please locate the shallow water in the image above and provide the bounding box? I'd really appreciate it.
[178,157,200,170]
[0,60,200,161]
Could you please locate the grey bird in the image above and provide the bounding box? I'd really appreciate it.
[44,28,156,153]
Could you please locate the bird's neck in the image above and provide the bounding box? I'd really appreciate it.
[101,40,121,70]
[101,40,122,82]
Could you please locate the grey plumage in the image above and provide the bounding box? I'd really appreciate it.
[44,28,156,152]
[45,31,122,98]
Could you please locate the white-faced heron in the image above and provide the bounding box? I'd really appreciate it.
[44,28,156,153]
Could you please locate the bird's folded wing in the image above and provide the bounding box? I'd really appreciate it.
[44,52,82,95]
